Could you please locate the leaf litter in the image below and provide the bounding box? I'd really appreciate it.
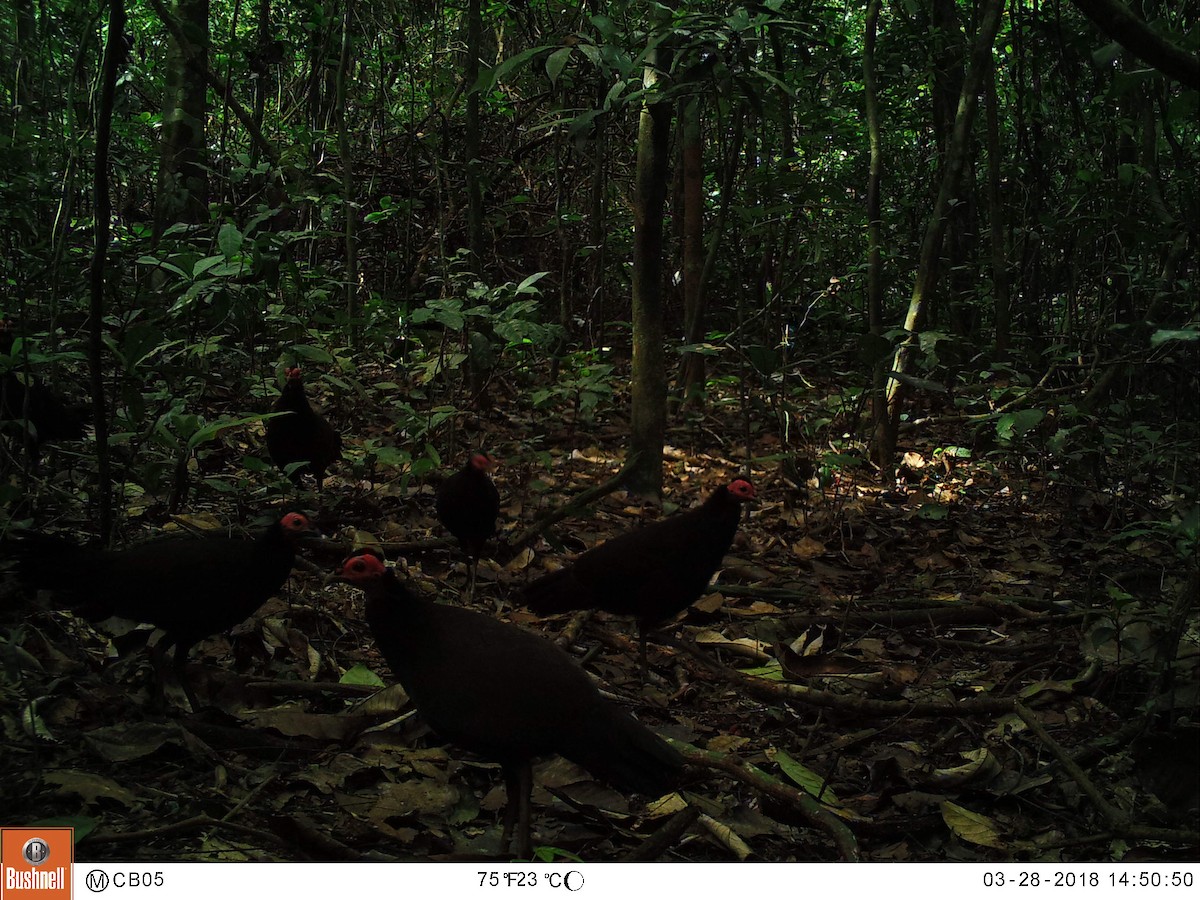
[1,381,1196,863]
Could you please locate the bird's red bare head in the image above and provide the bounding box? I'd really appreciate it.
[469,452,494,472]
[727,478,756,501]
[337,553,388,583]
[280,511,316,536]
[285,367,303,382]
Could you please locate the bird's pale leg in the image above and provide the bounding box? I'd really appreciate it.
[148,636,172,712]
[500,762,535,859]
[638,621,649,681]
[174,643,200,712]
[515,762,533,859]
[500,765,519,854]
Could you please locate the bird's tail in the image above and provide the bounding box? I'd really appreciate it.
[1,532,93,601]
[46,403,90,442]
[522,568,589,616]
[565,708,685,797]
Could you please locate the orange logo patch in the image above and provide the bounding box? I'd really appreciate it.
[0,829,72,900]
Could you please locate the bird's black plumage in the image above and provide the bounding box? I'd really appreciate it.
[523,478,756,671]
[6,512,320,708]
[266,367,342,487]
[0,320,88,460]
[435,451,500,598]
[335,553,684,857]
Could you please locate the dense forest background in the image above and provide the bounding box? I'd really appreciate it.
[0,0,1197,864]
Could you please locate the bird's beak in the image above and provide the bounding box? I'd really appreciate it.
[304,519,325,537]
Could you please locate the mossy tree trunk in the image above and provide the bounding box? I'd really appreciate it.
[628,50,673,499]
[153,0,210,241]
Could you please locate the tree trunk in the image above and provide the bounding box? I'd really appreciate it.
[336,0,359,331]
[883,0,1005,454]
[153,0,210,240]
[864,0,890,472]
[1071,0,1200,91]
[678,97,706,405]
[90,0,124,543]
[586,74,608,349]
[249,0,271,169]
[465,0,483,266]
[984,49,1011,357]
[628,53,673,499]
[13,0,35,176]
[931,0,976,338]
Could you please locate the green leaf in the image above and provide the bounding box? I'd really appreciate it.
[484,45,552,91]
[941,801,1009,850]
[410,456,437,477]
[1175,505,1200,543]
[917,503,949,520]
[291,345,335,364]
[568,108,605,143]
[546,47,573,86]
[1150,328,1199,346]
[340,663,386,687]
[917,330,951,351]
[374,445,412,468]
[244,456,272,473]
[193,255,227,278]
[740,660,784,681]
[996,408,1045,441]
[18,699,56,742]
[218,222,244,258]
[771,748,840,804]
[602,79,627,110]
[206,260,250,277]
[516,271,549,294]
[677,342,723,356]
[136,257,189,279]
[589,14,616,37]
[186,413,271,451]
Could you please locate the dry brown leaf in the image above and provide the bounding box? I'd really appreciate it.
[792,536,826,560]
[45,771,139,808]
[692,592,725,614]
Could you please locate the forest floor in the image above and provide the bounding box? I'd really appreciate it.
[1,366,1197,863]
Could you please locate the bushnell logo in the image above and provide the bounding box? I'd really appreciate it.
[19,841,49,867]
[1,827,73,899]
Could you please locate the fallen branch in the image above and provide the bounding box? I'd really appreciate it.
[506,453,642,552]
[1015,703,1200,847]
[670,634,1016,717]
[620,805,700,861]
[675,743,860,861]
